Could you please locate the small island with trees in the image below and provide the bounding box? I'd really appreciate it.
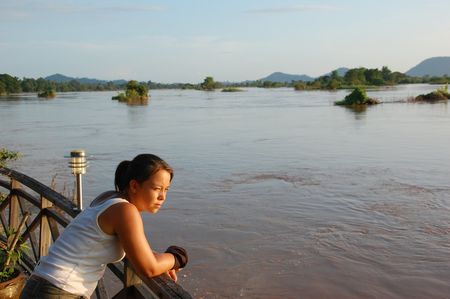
[200,77,244,92]
[112,80,149,105]
[335,87,380,106]
[200,76,220,91]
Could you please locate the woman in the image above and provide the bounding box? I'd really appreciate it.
[20,154,188,299]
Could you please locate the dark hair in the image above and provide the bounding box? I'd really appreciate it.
[114,154,173,192]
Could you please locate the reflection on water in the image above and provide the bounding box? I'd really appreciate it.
[1,85,449,298]
[125,97,148,106]
[342,104,368,120]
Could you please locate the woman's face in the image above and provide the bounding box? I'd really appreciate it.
[129,169,171,213]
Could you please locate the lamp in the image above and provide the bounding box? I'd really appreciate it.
[69,149,87,210]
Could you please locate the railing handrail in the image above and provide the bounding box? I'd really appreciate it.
[0,167,79,218]
[0,166,193,299]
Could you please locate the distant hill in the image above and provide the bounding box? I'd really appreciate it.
[45,73,74,82]
[406,57,450,77]
[322,67,349,77]
[260,72,314,83]
[260,68,349,83]
[45,73,127,85]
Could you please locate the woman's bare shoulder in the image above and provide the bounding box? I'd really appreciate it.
[106,201,139,219]
[98,200,139,235]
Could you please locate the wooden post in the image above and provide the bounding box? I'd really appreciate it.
[39,195,53,257]
[9,179,21,231]
[124,259,142,288]
[95,278,109,299]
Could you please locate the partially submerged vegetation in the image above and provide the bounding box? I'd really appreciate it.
[37,89,56,98]
[112,80,149,105]
[335,87,380,106]
[221,87,244,92]
[409,84,449,103]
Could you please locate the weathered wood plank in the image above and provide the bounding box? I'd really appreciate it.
[14,188,40,209]
[9,179,21,231]
[0,178,9,189]
[0,193,11,212]
[109,261,192,298]
[108,262,125,282]
[124,259,143,287]
[47,217,60,242]
[21,210,43,245]
[45,207,71,227]
[19,248,36,273]
[95,278,109,299]
[112,285,155,299]
[39,196,52,257]
[0,210,7,235]
[18,196,39,261]
[0,193,11,233]
[122,259,193,299]
[142,274,193,299]
[0,167,79,218]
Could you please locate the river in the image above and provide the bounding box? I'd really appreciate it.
[1,85,449,298]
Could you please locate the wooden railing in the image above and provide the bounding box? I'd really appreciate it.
[0,167,192,299]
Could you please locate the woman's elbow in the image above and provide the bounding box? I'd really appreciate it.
[140,266,165,278]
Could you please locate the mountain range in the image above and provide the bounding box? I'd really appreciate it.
[261,57,450,83]
[44,57,450,84]
[45,73,126,85]
[405,57,450,77]
[260,67,349,83]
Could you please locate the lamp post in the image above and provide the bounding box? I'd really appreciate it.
[69,149,87,210]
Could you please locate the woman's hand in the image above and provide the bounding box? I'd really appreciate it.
[167,269,178,282]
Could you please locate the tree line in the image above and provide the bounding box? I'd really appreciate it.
[1,67,449,95]
[293,66,448,91]
[0,74,125,95]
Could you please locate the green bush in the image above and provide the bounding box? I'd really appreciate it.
[335,87,379,106]
[0,81,6,95]
[0,148,21,203]
[294,82,306,90]
[201,77,218,91]
[37,89,56,98]
[413,84,449,102]
[111,92,127,102]
[112,80,149,104]
[221,87,244,92]
[0,148,21,168]
[0,228,29,282]
[126,80,148,97]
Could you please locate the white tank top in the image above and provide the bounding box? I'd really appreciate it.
[33,197,128,297]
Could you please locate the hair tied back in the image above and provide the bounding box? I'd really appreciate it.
[114,160,131,192]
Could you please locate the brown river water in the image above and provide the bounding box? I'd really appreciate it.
[1,85,449,298]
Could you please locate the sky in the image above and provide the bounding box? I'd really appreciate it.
[1,0,450,83]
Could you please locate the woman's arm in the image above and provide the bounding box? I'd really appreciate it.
[100,202,176,278]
